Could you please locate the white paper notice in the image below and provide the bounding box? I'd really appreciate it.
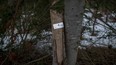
[53,22,64,29]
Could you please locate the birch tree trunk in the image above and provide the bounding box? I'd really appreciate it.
[64,0,84,65]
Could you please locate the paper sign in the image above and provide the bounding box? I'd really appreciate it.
[53,22,64,29]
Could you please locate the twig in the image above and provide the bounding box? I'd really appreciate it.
[23,55,50,65]
[1,55,8,65]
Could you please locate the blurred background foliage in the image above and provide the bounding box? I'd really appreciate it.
[0,0,52,65]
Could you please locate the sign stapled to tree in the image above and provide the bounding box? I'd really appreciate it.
[53,22,64,29]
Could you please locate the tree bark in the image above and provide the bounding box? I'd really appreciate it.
[50,10,65,65]
[50,1,65,65]
[64,0,84,65]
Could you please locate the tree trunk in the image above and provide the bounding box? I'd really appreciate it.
[50,1,65,65]
[64,0,84,65]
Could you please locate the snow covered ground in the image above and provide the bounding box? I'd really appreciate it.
[81,12,116,48]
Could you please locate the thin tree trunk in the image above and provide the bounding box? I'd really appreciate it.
[64,0,84,65]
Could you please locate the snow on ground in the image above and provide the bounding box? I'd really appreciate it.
[81,14,116,48]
